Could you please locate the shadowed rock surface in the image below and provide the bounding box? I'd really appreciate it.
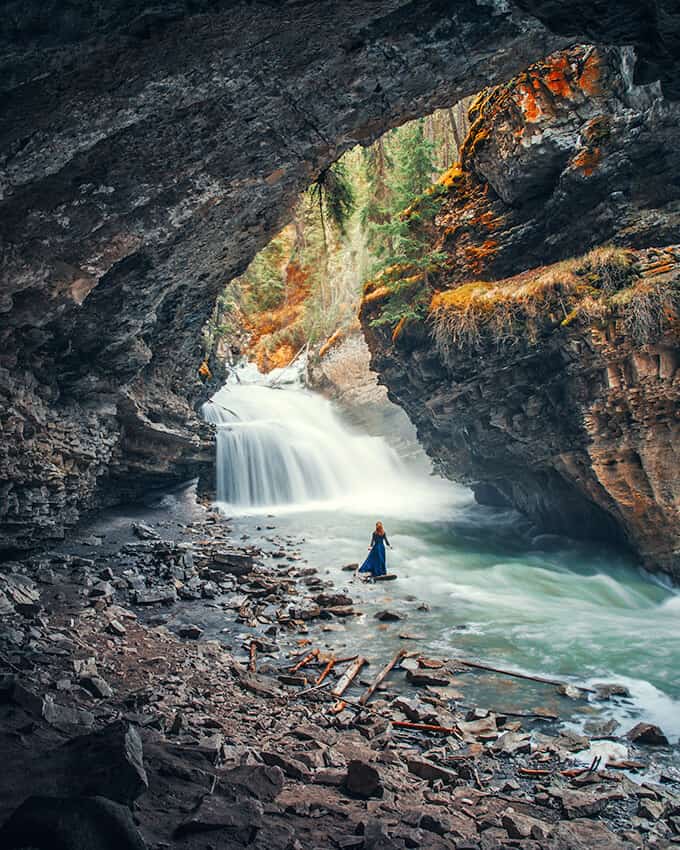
[360,45,680,578]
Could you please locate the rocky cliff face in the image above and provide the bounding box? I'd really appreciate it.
[1,2,679,553]
[360,45,680,579]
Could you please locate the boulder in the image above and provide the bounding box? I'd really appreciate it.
[260,751,309,781]
[344,760,383,798]
[222,763,284,801]
[626,722,669,746]
[175,793,263,842]
[0,795,147,850]
[132,522,160,540]
[501,808,552,841]
[209,551,254,576]
[178,623,203,639]
[406,669,450,687]
[406,757,459,784]
[374,610,403,622]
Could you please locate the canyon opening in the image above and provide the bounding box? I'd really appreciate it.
[1,4,679,850]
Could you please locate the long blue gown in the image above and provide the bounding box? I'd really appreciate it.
[358,531,389,577]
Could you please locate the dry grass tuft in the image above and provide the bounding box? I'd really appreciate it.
[430,246,678,357]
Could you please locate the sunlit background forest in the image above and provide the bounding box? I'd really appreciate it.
[204,102,471,372]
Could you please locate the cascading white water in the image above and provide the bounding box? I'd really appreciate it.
[200,362,680,745]
[202,361,460,514]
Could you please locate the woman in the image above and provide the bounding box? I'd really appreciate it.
[358,521,392,580]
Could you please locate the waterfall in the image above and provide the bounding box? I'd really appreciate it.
[202,362,459,514]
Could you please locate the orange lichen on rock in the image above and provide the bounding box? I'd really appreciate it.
[572,146,601,176]
[542,52,575,99]
[578,50,602,97]
[463,239,498,273]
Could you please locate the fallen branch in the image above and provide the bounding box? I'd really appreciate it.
[518,767,551,777]
[316,657,336,685]
[359,649,406,705]
[606,760,646,771]
[330,656,367,713]
[290,648,319,673]
[457,659,595,693]
[392,720,462,738]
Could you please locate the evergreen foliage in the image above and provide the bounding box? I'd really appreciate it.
[207,107,463,366]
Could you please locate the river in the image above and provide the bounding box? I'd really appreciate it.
[201,362,680,749]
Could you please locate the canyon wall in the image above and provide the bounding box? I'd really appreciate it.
[1,2,679,555]
[360,46,680,579]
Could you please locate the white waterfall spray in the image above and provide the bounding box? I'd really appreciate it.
[202,362,464,515]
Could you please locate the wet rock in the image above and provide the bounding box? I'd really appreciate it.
[314,592,353,607]
[626,723,669,746]
[289,603,321,621]
[405,669,450,687]
[594,683,631,700]
[374,610,403,622]
[0,795,147,850]
[344,760,383,798]
[558,684,589,700]
[583,718,620,738]
[178,623,203,639]
[132,522,160,540]
[210,550,254,576]
[134,587,177,605]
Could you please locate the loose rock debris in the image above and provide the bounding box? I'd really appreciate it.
[0,509,678,849]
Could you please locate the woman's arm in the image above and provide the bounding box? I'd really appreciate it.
[384,534,391,548]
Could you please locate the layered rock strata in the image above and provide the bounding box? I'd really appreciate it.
[360,45,680,578]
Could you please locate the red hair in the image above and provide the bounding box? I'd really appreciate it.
[375,521,385,536]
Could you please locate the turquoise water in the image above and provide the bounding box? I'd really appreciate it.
[225,500,680,744]
[207,364,680,746]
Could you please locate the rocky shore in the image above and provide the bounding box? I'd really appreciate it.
[1,499,678,849]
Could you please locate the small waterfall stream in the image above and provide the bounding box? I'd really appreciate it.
[202,362,680,746]
[202,361,454,514]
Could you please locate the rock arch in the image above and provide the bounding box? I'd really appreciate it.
[0,1,677,551]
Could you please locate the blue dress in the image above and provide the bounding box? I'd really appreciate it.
[358,531,389,577]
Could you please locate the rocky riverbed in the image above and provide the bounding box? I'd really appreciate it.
[1,488,678,850]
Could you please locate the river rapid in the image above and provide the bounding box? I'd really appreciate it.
[202,362,680,750]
